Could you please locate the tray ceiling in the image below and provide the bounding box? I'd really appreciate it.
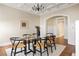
[2,3,76,16]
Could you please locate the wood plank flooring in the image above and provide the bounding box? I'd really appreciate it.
[0,36,75,56]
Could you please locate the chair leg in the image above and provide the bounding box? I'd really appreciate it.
[24,46,27,56]
[51,45,53,53]
[14,47,17,56]
[33,40,36,54]
[54,43,56,50]
[11,48,13,56]
[33,47,35,56]
[21,48,22,52]
[53,38,56,50]
[33,46,35,53]
[32,43,35,56]
[40,51,42,56]
[40,47,42,56]
[53,39,56,50]
[33,51,34,56]
[50,42,53,53]
[47,47,49,56]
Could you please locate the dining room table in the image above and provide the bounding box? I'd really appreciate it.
[12,34,56,56]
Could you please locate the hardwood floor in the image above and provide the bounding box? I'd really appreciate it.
[60,44,75,56]
[56,36,75,56]
[0,36,75,56]
[0,47,7,56]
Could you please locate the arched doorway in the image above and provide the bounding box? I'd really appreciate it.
[46,16,68,44]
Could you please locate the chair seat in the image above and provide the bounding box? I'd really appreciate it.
[13,43,25,48]
[47,39,54,44]
[34,42,47,49]
[10,37,27,56]
[47,36,55,44]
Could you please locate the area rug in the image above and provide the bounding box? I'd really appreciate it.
[5,44,66,56]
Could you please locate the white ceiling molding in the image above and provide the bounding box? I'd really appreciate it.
[2,3,77,16]
[40,3,77,16]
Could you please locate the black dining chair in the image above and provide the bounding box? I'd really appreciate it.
[10,37,27,56]
[32,37,49,56]
[46,35,56,53]
[23,34,35,56]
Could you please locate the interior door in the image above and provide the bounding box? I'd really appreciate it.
[57,20,64,37]
[56,19,64,44]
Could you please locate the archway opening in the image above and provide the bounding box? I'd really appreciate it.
[46,16,68,44]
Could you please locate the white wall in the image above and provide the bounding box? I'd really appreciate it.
[46,18,55,34]
[40,4,79,45]
[56,19,64,37]
[64,16,68,39]
[46,17,64,37]
[0,4,40,45]
[40,17,46,37]
[75,20,79,56]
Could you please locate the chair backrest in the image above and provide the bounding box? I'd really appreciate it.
[46,33,53,36]
[23,34,30,39]
[10,37,20,46]
[23,33,37,39]
[32,33,37,39]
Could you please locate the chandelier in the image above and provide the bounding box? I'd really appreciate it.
[32,3,44,12]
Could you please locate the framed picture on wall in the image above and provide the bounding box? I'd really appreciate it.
[20,20,29,28]
[22,22,26,27]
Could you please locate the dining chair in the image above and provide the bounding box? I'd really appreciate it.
[33,37,49,56]
[46,35,56,53]
[10,37,27,56]
[23,34,35,55]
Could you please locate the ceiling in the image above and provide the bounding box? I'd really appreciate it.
[2,3,76,16]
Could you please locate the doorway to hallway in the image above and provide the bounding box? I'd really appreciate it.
[46,16,67,44]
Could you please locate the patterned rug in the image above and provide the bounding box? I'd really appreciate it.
[5,44,66,56]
